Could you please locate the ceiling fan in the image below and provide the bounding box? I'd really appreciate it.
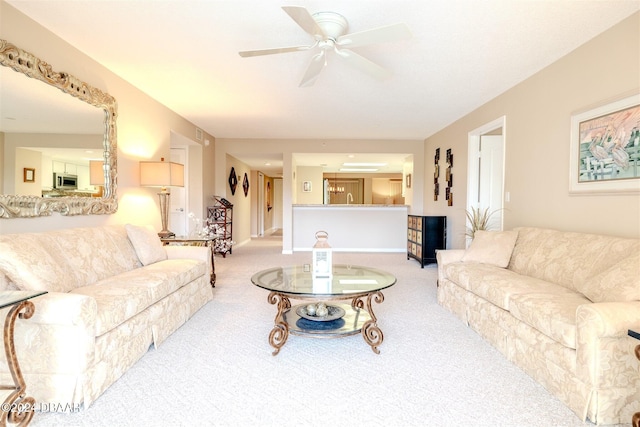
[238,6,412,87]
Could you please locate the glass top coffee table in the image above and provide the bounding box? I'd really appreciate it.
[251,264,396,355]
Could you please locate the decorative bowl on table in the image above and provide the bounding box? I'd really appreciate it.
[296,303,345,322]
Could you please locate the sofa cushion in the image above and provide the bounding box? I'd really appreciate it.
[508,227,640,293]
[0,234,75,293]
[46,226,142,290]
[508,289,591,349]
[445,262,568,311]
[125,224,167,266]
[71,258,205,336]
[579,252,640,303]
[461,230,518,268]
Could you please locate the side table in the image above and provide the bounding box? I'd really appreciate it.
[0,291,46,426]
[161,236,217,287]
[629,329,640,427]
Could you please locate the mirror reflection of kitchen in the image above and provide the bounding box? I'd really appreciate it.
[1,64,104,198]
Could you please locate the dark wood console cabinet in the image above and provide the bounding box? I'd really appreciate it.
[407,215,446,268]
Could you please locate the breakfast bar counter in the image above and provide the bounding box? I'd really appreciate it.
[292,204,408,252]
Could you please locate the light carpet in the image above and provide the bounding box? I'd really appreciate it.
[32,235,595,427]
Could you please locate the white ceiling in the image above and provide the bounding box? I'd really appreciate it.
[6,0,639,174]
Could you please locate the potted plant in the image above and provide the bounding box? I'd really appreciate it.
[465,207,500,239]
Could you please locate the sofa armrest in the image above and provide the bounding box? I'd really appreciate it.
[575,301,640,387]
[577,301,640,338]
[29,292,97,331]
[436,249,465,284]
[165,245,213,277]
[0,292,97,375]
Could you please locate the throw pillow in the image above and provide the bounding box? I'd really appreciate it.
[125,224,167,266]
[580,252,640,303]
[461,230,519,268]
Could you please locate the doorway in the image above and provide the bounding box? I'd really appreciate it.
[467,117,506,240]
[169,131,204,237]
[169,147,187,236]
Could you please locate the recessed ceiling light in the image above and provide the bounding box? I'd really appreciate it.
[342,162,387,167]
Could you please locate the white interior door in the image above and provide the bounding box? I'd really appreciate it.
[170,148,187,236]
[478,135,504,230]
[467,117,506,243]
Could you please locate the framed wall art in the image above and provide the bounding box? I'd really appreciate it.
[302,181,312,192]
[446,148,453,206]
[23,168,35,182]
[434,148,440,201]
[569,93,640,194]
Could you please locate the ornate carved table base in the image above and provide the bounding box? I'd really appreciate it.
[633,343,640,427]
[267,291,386,356]
[630,329,640,427]
[1,301,36,427]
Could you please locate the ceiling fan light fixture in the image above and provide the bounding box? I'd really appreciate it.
[238,6,411,86]
[311,11,348,39]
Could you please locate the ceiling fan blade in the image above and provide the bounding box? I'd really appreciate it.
[239,44,314,57]
[282,6,325,38]
[335,48,392,80]
[336,23,412,48]
[299,51,326,87]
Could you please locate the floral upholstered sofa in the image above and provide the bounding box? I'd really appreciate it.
[436,227,640,425]
[0,224,213,410]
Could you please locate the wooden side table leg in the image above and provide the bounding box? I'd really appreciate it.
[1,301,36,426]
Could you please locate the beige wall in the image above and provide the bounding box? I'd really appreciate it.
[13,148,40,196]
[0,2,214,234]
[223,154,252,247]
[296,166,323,204]
[425,12,640,249]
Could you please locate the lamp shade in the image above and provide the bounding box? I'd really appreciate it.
[89,160,104,185]
[140,161,184,188]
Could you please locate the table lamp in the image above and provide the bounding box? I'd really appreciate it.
[140,158,184,238]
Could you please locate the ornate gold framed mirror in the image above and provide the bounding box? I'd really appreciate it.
[0,39,117,218]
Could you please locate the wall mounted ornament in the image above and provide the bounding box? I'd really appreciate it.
[434,148,440,201]
[228,167,238,195]
[446,148,453,206]
[242,173,249,197]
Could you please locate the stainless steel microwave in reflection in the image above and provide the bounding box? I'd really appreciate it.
[53,173,78,190]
